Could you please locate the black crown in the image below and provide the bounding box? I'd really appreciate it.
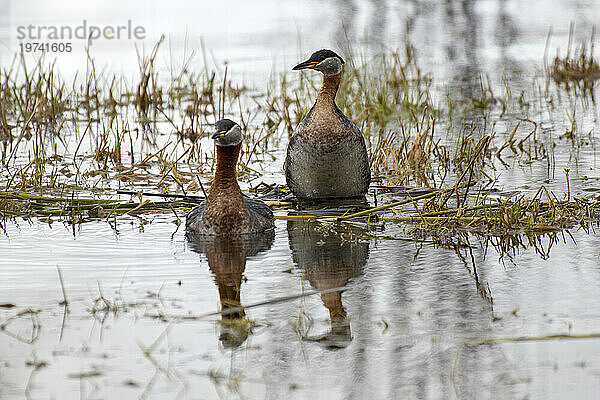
[307,49,344,64]
[214,119,237,132]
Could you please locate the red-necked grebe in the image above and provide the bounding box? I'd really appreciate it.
[186,119,274,235]
[284,49,371,199]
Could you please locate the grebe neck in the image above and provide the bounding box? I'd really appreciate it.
[315,72,342,110]
[212,143,241,192]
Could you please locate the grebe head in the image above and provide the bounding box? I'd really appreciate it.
[211,119,242,147]
[292,49,345,76]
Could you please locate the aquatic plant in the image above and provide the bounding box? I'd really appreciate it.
[0,31,598,243]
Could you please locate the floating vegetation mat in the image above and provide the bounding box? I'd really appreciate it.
[2,180,600,236]
[278,186,600,236]
[0,190,197,223]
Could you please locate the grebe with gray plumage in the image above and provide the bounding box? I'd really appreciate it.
[284,49,371,199]
[186,119,274,236]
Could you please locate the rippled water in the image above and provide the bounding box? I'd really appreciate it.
[2,1,600,399]
[2,218,600,399]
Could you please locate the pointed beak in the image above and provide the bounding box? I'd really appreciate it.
[292,60,318,71]
[211,130,227,139]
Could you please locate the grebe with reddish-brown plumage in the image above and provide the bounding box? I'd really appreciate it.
[284,49,371,200]
[186,119,274,236]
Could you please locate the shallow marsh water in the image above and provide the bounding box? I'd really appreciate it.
[2,1,600,399]
[2,219,600,399]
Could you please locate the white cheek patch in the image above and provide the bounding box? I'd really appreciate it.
[317,57,342,76]
[219,125,243,146]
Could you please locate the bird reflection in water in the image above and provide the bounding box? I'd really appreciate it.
[187,231,274,348]
[287,209,369,348]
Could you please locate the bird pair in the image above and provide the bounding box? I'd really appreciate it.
[186,49,371,236]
